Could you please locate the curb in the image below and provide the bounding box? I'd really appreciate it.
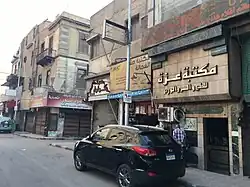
[179,179,206,187]
[14,133,81,141]
[49,143,74,151]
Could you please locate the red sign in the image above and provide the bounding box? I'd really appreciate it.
[142,0,250,49]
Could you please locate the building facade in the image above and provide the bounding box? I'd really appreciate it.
[15,12,92,137]
[86,0,158,132]
[142,0,250,177]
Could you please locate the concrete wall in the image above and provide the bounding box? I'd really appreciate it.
[35,12,90,96]
[88,0,147,75]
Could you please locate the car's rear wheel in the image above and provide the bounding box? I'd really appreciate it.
[116,164,135,187]
[74,151,87,171]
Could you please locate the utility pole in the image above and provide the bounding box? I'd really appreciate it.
[13,57,21,121]
[124,0,132,126]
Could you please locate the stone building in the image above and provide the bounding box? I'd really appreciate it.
[16,12,92,137]
[86,0,157,132]
[142,0,250,177]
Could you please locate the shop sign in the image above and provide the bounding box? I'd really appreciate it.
[89,79,110,96]
[108,89,150,99]
[153,46,229,102]
[110,54,151,93]
[184,118,198,131]
[142,0,250,49]
[30,95,47,108]
[158,63,217,95]
[47,92,91,110]
[123,91,132,103]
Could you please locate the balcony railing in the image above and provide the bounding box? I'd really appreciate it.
[36,48,56,67]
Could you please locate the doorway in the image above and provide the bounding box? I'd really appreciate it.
[204,118,230,175]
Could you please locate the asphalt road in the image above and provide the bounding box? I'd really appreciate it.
[0,133,191,187]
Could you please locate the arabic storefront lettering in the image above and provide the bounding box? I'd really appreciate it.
[158,63,217,95]
[89,80,110,96]
[110,54,151,93]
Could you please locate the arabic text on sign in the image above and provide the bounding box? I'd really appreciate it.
[165,82,209,95]
[158,63,217,86]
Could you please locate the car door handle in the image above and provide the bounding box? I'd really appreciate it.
[115,148,122,152]
[97,146,103,149]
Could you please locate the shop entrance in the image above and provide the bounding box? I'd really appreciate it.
[204,118,230,175]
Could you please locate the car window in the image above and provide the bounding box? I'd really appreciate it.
[126,131,140,144]
[92,128,110,141]
[0,116,11,122]
[140,131,175,146]
[107,128,127,144]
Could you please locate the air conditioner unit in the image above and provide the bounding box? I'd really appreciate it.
[158,107,174,122]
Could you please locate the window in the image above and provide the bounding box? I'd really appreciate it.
[46,70,51,85]
[24,56,27,63]
[25,36,28,45]
[14,65,17,74]
[78,31,89,55]
[92,128,110,141]
[77,69,87,79]
[37,74,42,87]
[90,38,100,59]
[41,42,45,52]
[140,131,175,146]
[125,14,140,41]
[107,128,127,144]
[48,36,53,55]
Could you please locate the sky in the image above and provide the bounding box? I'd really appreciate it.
[0,0,113,94]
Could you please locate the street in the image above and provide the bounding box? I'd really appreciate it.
[0,134,190,187]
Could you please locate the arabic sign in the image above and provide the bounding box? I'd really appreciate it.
[142,0,250,49]
[30,95,47,108]
[153,45,229,102]
[148,25,222,57]
[89,79,110,96]
[110,54,151,93]
[47,92,92,110]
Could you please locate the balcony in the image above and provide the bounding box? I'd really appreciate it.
[36,48,56,67]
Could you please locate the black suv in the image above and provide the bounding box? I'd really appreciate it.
[73,125,185,187]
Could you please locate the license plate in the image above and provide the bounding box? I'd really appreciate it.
[166,154,175,160]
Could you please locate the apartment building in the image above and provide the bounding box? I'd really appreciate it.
[1,47,23,120]
[86,0,157,132]
[18,12,92,137]
[141,0,250,177]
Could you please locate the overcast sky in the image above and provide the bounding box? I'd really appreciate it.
[0,0,113,94]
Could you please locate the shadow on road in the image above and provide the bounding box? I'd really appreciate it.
[85,168,194,187]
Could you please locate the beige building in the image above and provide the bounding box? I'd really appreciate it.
[85,0,156,132]
[18,12,92,137]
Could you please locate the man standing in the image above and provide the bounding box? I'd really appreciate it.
[173,124,186,145]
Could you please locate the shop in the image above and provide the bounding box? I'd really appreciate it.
[109,54,157,125]
[149,25,242,176]
[87,76,118,132]
[28,92,92,137]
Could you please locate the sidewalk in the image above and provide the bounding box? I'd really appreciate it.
[181,167,250,187]
[14,131,81,140]
[48,141,250,187]
[49,142,75,151]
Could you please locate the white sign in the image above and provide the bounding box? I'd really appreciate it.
[123,91,132,103]
[184,118,198,131]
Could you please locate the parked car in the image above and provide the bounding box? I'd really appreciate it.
[73,124,185,187]
[0,116,14,133]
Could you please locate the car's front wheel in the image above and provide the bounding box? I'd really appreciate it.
[116,164,136,187]
[74,151,87,171]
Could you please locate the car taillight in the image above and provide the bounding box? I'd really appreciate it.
[132,146,156,156]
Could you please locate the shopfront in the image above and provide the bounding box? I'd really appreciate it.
[87,77,118,132]
[28,92,92,137]
[150,36,242,176]
[109,54,157,125]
